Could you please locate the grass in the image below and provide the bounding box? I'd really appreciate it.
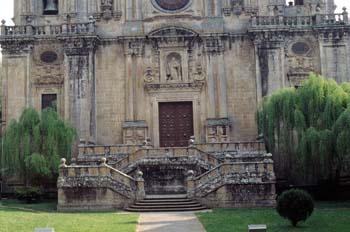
[0,200,138,232]
[197,202,350,232]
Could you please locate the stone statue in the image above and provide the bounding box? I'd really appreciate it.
[166,57,182,81]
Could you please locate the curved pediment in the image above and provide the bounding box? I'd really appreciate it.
[148,26,198,38]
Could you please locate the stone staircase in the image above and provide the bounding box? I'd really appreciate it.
[125,195,207,212]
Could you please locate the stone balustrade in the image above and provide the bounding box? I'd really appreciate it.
[187,153,276,208]
[57,158,145,211]
[250,12,349,28]
[196,141,266,153]
[114,147,219,171]
[78,144,141,157]
[0,21,96,37]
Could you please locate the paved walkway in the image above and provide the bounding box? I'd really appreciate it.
[137,212,207,232]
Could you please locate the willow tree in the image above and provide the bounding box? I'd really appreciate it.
[257,73,350,184]
[0,107,76,186]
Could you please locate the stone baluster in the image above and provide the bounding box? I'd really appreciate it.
[251,16,257,26]
[1,20,6,36]
[187,170,195,199]
[88,16,95,32]
[343,7,348,23]
[136,171,145,200]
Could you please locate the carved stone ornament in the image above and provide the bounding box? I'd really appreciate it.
[193,63,206,81]
[144,67,155,83]
[0,40,34,55]
[101,0,113,20]
[34,75,64,86]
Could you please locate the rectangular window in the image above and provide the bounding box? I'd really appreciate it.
[42,94,57,110]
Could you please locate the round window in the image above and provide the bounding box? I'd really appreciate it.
[153,0,191,12]
[40,51,58,63]
[291,42,311,56]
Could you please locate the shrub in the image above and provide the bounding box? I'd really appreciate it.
[15,186,44,203]
[277,189,314,227]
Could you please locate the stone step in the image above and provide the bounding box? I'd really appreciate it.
[132,203,202,208]
[125,197,207,212]
[134,201,200,206]
[125,206,207,212]
[144,194,188,199]
[139,198,192,203]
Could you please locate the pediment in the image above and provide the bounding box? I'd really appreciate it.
[148,26,198,38]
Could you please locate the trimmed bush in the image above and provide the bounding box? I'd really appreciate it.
[15,186,44,203]
[277,189,314,227]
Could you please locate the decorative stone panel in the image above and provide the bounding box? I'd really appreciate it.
[123,121,148,145]
[206,118,231,143]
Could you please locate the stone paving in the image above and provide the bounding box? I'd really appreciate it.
[137,212,206,232]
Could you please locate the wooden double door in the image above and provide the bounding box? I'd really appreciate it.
[159,102,194,147]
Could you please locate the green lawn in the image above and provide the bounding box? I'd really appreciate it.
[0,200,138,232]
[197,203,350,232]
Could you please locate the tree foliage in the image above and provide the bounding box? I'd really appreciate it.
[257,74,350,184]
[0,107,76,186]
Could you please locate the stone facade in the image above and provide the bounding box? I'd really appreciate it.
[2,0,349,145]
[1,0,350,210]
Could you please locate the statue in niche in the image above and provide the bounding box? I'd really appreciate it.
[166,53,182,81]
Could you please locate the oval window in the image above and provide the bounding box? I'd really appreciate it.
[40,51,58,63]
[291,42,311,55]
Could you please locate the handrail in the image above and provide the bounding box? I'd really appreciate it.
[191,157,275,197]
[58,163,137,198]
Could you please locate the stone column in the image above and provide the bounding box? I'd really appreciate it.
[1,40,33,122]
[125,54,135,121]
[218,52,228,118]
[63,37,97,142]
[254,38,285,97]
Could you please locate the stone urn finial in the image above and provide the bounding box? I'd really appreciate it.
[142,137,152,148]
[1,19,6,25]
[187,170,195,179]
[136,171,144,181]
[188,136,196,147]
[100,157,107,166]
[59,158,67,168]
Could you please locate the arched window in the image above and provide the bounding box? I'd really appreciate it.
[286,0,304,6]
[43,0,59,15]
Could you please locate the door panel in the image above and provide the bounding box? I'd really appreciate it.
[159,102,194,147]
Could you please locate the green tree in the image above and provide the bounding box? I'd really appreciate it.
[257,73,350,184]
[0,107,76,186]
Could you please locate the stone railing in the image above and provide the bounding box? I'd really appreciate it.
[78,144,141,156]
[0,20,96,38]
[187,153,275,198]
[196,141,266,154]
[57,158,144,200]
[250,12,349,28]
[114,147,220,172]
